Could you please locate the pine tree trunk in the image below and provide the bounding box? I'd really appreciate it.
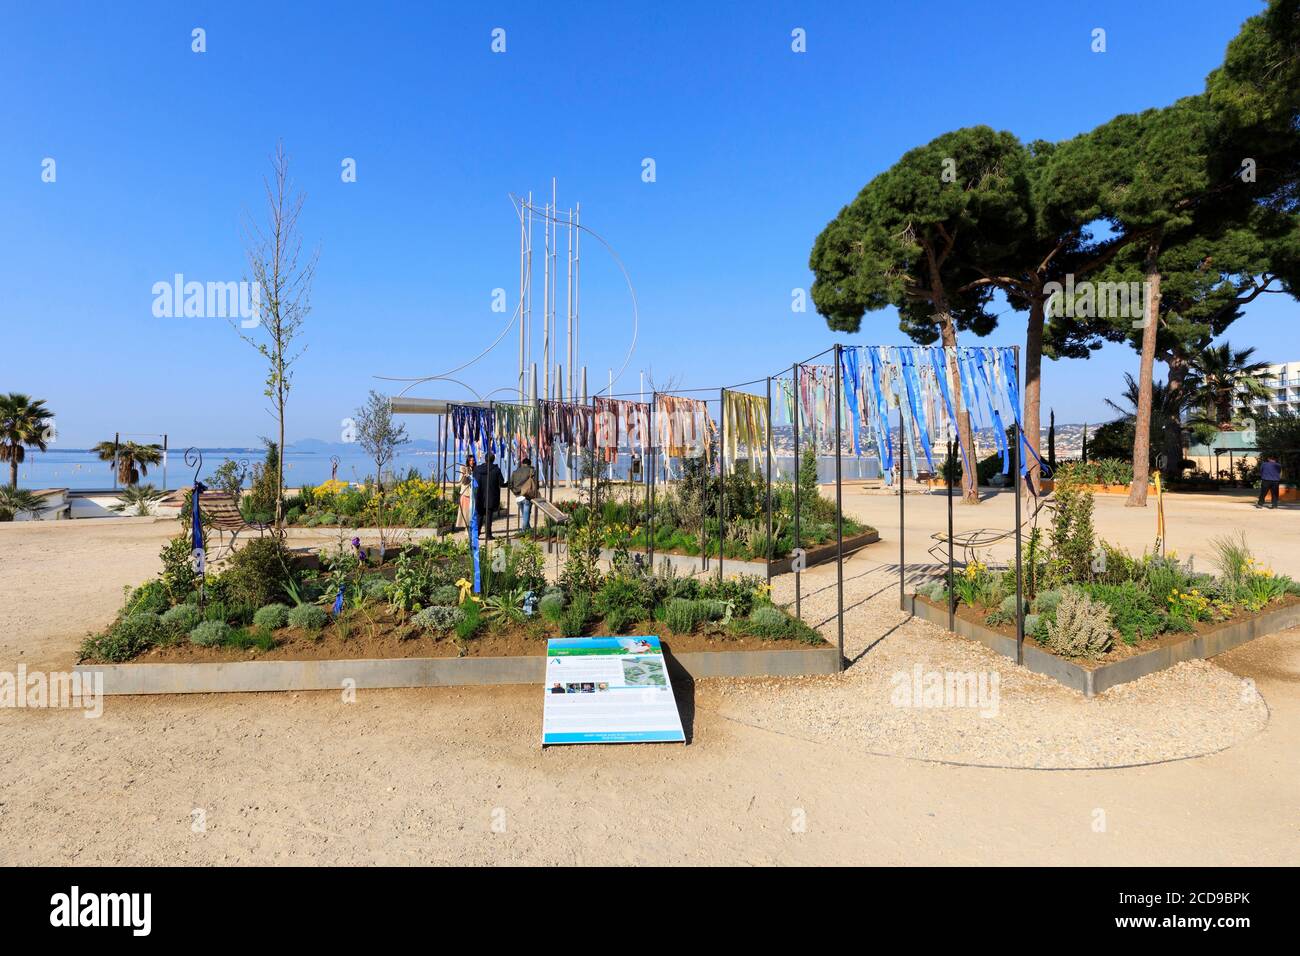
[1128,236,1163,508]
[1164,352,1189,480]
[1023,294,1045,494]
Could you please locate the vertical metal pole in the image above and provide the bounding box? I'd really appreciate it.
[543,198,550,402]
[700,395,707,573]
[718,388,725,582]
[589,398,596,543]
[1014,385,1025,666]
[648,393,656,567]
[113,431,120,490]
[519,199,527,399]
[793,364,801,620]
[574,203,581,379]
[566,208,574,402]
[439,415,448,498]
[947,438,955,631]
[765,376,773,585]
[162,434,169,492]
[898,416,906,612]
[833,344,845,669]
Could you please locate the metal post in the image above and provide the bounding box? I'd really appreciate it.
[898,417,906,612]
[833,344,845,669]
[947,438,955,631]
[162,434,169,492]
[718,388,725,582]
[765,376,773,586]
[589,396,596,518]
[792,364,801,620]
[1014,398,1025,665]
[647,390,655,564]
[113,431,120,490]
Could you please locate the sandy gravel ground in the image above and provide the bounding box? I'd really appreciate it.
[1,510,1298,866]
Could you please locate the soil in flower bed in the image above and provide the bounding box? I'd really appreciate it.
[127,606,827,664]
[917,592,1300,669]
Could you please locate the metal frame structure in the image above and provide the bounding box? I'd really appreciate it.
[391,343,1033,675]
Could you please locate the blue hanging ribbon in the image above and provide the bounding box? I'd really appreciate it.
[972,351,1011,474]
[866,347,894,482]
[998,347,1050,493]
[838,347,862,457]
[898,348,936,471]
[469,473,481,593]
[333,587,345,616]
[190,480,206,556]
[929,346,972,480]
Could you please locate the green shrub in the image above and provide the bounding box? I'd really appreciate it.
[697,575,761,617]
[360,575,392,602]
[189,619,233,647]
[287,604,328,631]
[1044,587,1112,660]
[227,627,276,651]
[429,584,461,606]
[1083,581,1166,645]
[253,603,290,631]
[558,596,591,637]
[159,534,199,603]
[1048,487,1096,585]
[221,536,294,607]
[1024,612,1042,637]
[159,604,203,642]
[79,612,164,662]
[412,605,465,633]
[745,605,794,639]
[125,579,171,616]
[455,600,484,640]
[539,590,567,621]
[663,598,720,634]
[1031,589,1063,616]
[998,594,1026,618]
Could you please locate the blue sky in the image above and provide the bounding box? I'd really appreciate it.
[1,0,1290,446]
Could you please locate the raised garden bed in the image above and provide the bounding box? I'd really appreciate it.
[76,528,840,692]
[77,642,841,695]
[565,528,881,577]
[910,591,1300,696]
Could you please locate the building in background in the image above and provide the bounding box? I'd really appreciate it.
[1240,361,1300,418]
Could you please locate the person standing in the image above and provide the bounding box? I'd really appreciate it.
[473,453,506,539]
[1257,454,1283,509]
[509,456,539,531]
[458,454,476,530]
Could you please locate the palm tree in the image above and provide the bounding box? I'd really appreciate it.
[0,485,44,521]
[111,483,164,516]
[0,393,54,489]
[1187,343,1273,429]
[92,440,164,486]
[1105,374,1201,473]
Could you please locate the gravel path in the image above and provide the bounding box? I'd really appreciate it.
[736,552,1269,769]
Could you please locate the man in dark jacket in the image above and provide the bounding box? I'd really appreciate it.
[1257,454,1283,509]
[473,453,506,538]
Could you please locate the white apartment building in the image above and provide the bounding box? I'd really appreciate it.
[1241,361,1300,417]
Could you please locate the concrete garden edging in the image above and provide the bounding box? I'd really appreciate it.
[74,645,841,696]
[908,593,1300,696]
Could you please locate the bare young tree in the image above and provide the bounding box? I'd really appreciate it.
[238,142,318,530]
[355,390,409,557]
